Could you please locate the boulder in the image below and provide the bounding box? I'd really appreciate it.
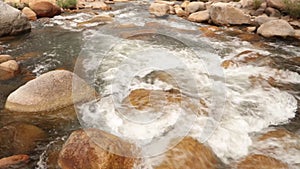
[236,154,288,169]
[0,60,19,81]
[0,154,30,169]
[254,14,277,25]
[58,129,139,169]
[22,7,37,21]
[267,0,286,10]
[257,19,295,37]
[188,10,210,22]
[29,1,61,18]
[181,1,190,9]
[0,1,31,37]
[5,70,97,113]
[265,7,281,17]
[209,2,251,25]
[149,3,170,17]
[155,137,220,169]
[174,4,189,17]
[0,55,13,64]
[5,0,57,6]
[0,122,46,157]
[186,1,206,13]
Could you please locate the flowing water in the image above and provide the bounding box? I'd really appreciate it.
[0,1,300,168]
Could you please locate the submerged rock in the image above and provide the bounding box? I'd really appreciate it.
[5,70,97,113]
[0,122,46,158]
[149,3,170,17]
[0,59,20,81]
[209,2,251,25]
[236,154,288,169]
[155,137,220,169]
[257,19,295,37]
[0,154,30,169]
[29,1,61,18]
[0,1,31,37]
[58,129,139,169]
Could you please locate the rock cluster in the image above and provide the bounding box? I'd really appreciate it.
[149,0,300,38]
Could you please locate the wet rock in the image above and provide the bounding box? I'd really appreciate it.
[22,7,37,21]
[257,19,295,37]
[5,0,57,6]
[188,10,210,22]
[149,3,170,17]
[0,60,19,81]
[155,137,220,169]
[236,154,288,169]
[0,154,30,169]
[0,122,46,157]
[186,1,205,13]
[0,55,13,63]
[5,70,97,113]
[265,7,281,17]
[254,14,277,25]
[29,1,61,18]
[77,15,113,27]
[0,1,31,37]
[58,129,139,169]
[174,4,189,17]
[258,128,295,141]
[210,2,251,25]
[267,0,286,10]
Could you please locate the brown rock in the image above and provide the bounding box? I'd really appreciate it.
[267,0,286,10]
[254,14,277,25]
[0,55,13,63]
[258,128,294,141]
[236,154,288,169]
[155,137,220,169]
[29,1,61,18]
[257,19,295,37]
[155,0,175,6]
[186,1,206,13]
[0,154,30,169]
[149,3,170,17]
[22,7,37,21]
[174,5,189,17]
[58,129,139,169]
[0,122,46,157]
[188,10,210,22]
[265,7,281,17]
[181,1,190,9]
[0,60,19,81]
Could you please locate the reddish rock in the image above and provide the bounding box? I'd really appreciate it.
[236,154,288,169]
[0,60,19,81]
[0,154,30,169]
[22,7,37,21]
[29,1,61,18]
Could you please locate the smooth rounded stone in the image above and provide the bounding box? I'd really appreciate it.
[209,2,251,25]
[29,1,61,18]
[0,55,13,63]
[0,154,30,169]
[257,19,295,37]
[254,14,277,25]
[174,4,189,17]
[0,60,19,81]
[22,7,37,21]
[265,7,281,17]
[149,3,170,17]
[58,129,139,169]
[267,0,286,10]
[0,122,46,157]
[77,15,113,27]
[235,154,288,169]
[188,10,210,22]
[0,1,31,37]
[186,1,205,13]
[154,137,221,169]
[181,1,190,9]
[5,70,97,113]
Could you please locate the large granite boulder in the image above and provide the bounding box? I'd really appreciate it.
[257,19,295,37]
[5,70,97,113]
[0,1,31,37]
[209,2,251,25]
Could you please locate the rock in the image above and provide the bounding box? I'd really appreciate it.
[29,1,61,18]
[265,7,281,17]
[188,10,210,22]
[0,122,46,157]
[155,137,220,169]
[89,1,111,10]
[155,0,175,6]
[258,128,295,141]
[5,0,57,6]
[0,60,19,81]
[254,14,277,25]
[289,20,300,28]
[0,154,30,169]
[246,26,257,32]
[186,1,205,13]
[169,5,175,14]
[236,154,288,169]
[77,15,113,27]
[5,70,97,113]
[267,0,286,10]
[174,5,189,17]
[0,55,13,63]
[58,129,139,169]
[22,7,37,21]
[209,2,251,25]
[257,19,295,37]
[240,0,254,8]
[149,3,170,17]
[295,29,300,38]
[0,1,31,37]
[181,1,190,9]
